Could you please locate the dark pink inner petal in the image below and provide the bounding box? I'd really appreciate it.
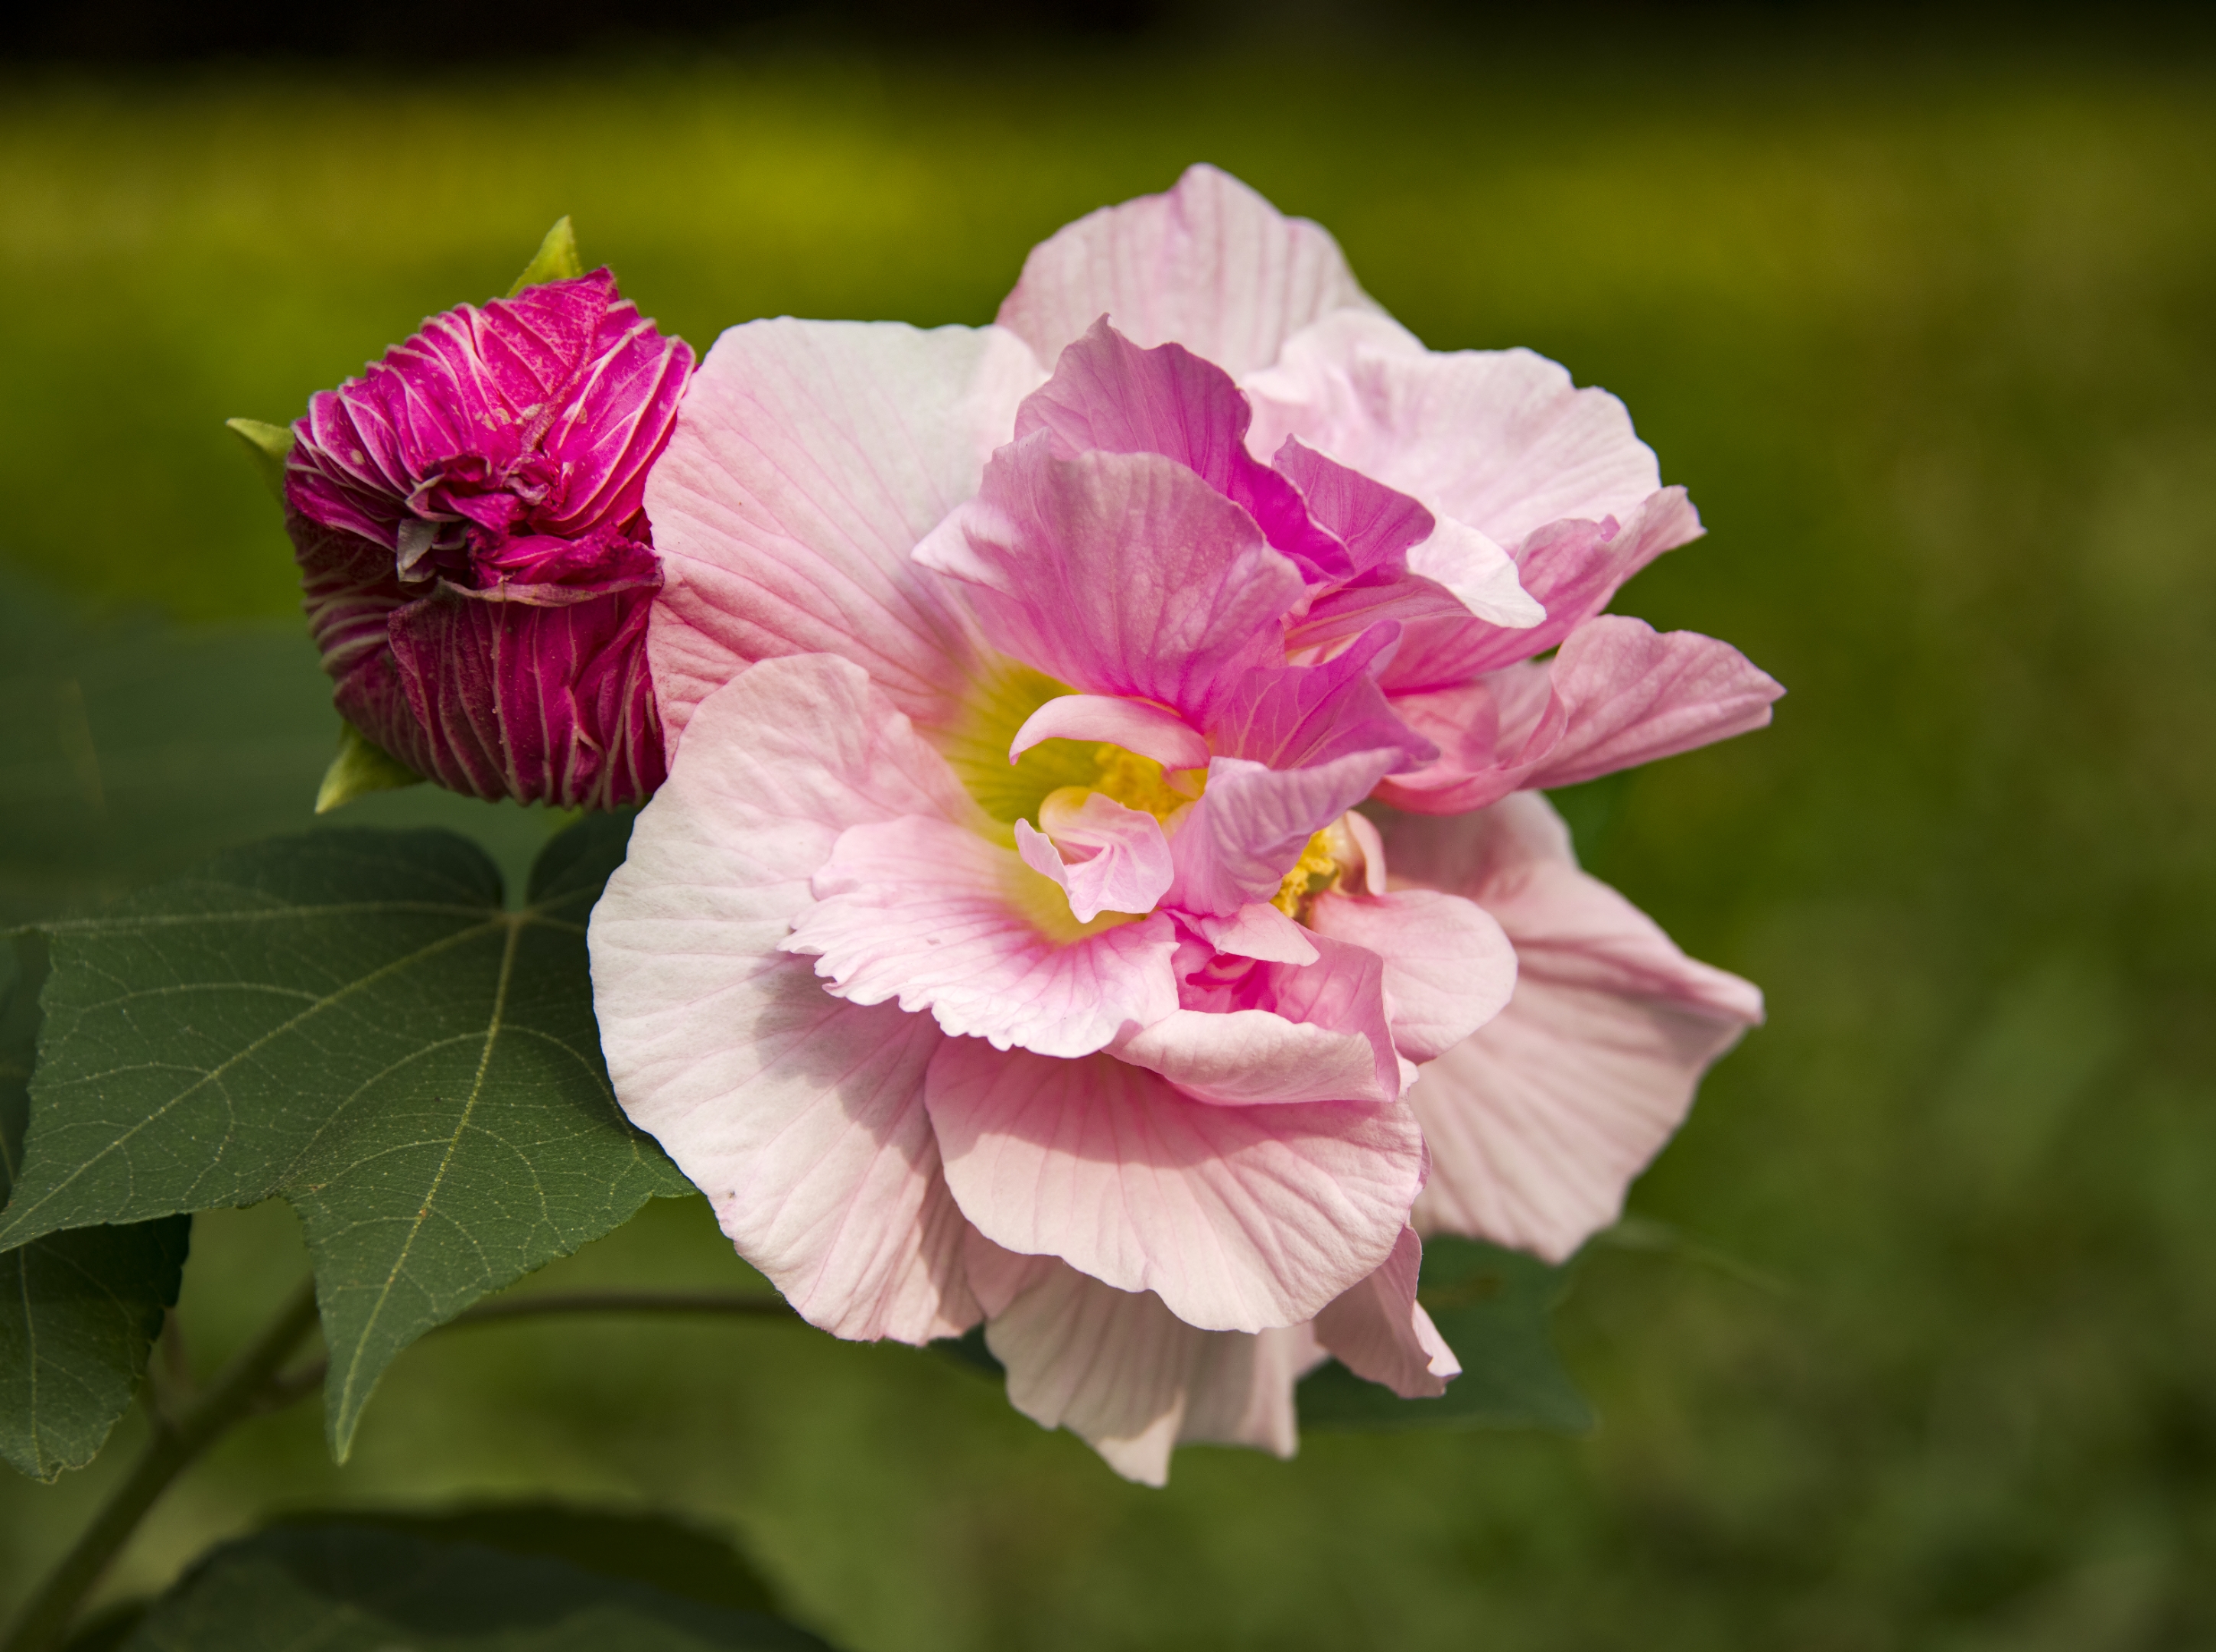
[1017,318,1352,583]
[1269,437,1435,577]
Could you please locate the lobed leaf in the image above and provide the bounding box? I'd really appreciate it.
[0,818,691,1458]
[119,1520,830,1650]
[1296,1234,1593,1432]
[0,936,190,1481]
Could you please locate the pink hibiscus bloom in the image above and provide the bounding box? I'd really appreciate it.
[286,268,694,808]
[588,167,1776,1481]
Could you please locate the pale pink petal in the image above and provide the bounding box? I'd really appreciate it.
[1115,983,1395,1106]
[968,1243,1312,1483]
[927,1042,1425,1331]
[1134,931,1402,1105]
[1015,791,1175,923]
[914,440,1306,727]
[1342,810,1388,895]
[1525,616,1785,789]
[1370,665,1566,816]
[1382,795,1764,1260]
[1017,318,1346,577]
[1378,488,1706,693]
[588,654,986,1341]
[645,319,1044,746]
[1189,902,1319,965]
[1169,748,1411,916]
[786,815,1180,1059]
[1246,314,1661,545]
[1010,693,1209,772]
[1176,1323,1319,1459]
[1404,515,1544,629]
[1306,887,1518,1062]
[996,163,1385,380]
[1311,1226,1459,1398]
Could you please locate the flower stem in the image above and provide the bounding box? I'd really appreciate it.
[2,1285,796,1652]
[0,1279,321,1652]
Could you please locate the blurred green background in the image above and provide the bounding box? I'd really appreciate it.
[5,23,2215,1650]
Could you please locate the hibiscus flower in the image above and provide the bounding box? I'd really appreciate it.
[588,166,1777,1481]
[286,268,694,808]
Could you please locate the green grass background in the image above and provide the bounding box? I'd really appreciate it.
[4,32,2215,1649]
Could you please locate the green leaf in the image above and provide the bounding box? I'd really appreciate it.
[1296,1235,1593,1434]
[507,216,582,298]
[119,1522,831,1650]
[314,720,423,814]
[0,571,594,928]
[279,1503,787,1618]
[221,418,293,505]
[0,817,691,1459]
[0,935,190,1481]
[0,577,334,930]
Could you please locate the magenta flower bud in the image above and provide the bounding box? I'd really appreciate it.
[285,268,695,810]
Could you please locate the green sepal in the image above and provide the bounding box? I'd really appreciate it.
[507,216,582,298]
[314,723,423,815]
[223,418,294,505]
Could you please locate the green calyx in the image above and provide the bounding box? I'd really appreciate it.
[315,722,424,814]
[507,216,583,298]
[224,416,294,504]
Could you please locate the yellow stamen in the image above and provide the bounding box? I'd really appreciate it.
[1088,744,1202,820]
[1271,829,1344,919]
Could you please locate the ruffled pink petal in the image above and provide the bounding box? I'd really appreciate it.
[1168,748,1411,917]
[1115,932,1401,1106]
[916,439,1305,726]
[1311,1226,1459,1398]
[1377,613,1782,813]
[968,1242,1313,1484]
[926,1042,1425,1332]
[1208,621,1432,772]
[1176,1322,1319,1459]
[1270,435,1433,576]
[1015,791,1176,924]
[1382,795,1765,1260]
[1245,311,1661,545]
[1524,616,1785,789]
[1017,318,1347,577]
[1378,488,1705,694]
[644,319,1044,747]
[1305,887,1518,1062]
[996,163,1384,381]
[786,815,1180,1059]
[1189,902,1319,965]
[1010,693,1209,772]
[1403,515,1544,629]
[588,654,988,1341]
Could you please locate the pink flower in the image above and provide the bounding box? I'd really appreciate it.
[588,167,1775,1481]
[286,268,695,808]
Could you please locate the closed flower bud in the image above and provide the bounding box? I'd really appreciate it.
[282,262,693,810]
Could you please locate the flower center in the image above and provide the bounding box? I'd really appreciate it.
[1085,745,1202,819]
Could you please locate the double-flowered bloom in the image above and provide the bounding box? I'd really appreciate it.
[285,269,695,808]
[582,167,1781,1481]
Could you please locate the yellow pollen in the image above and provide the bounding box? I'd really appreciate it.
[1088,744,1202,820]
[1271,830,1343,918]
